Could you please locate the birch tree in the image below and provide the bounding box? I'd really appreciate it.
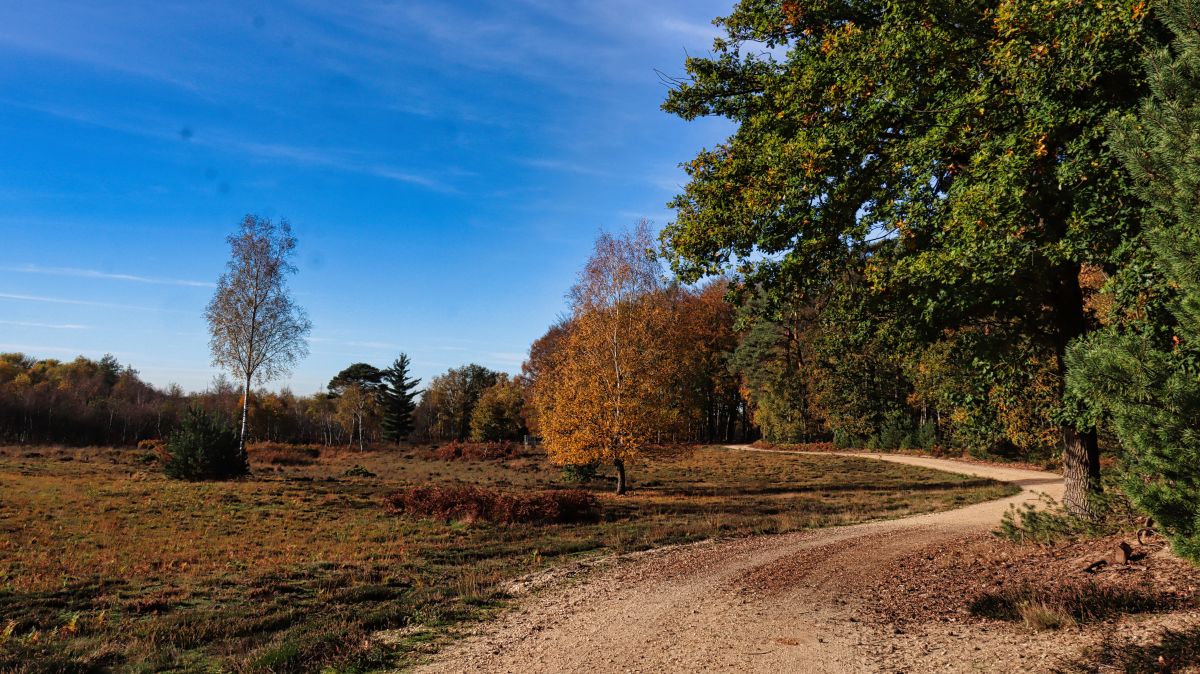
[533,222,679,494]
[206,215,312,454]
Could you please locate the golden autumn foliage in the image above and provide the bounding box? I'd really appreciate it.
[532,223,683,494]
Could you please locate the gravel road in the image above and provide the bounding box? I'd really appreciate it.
[415,447,1065,673]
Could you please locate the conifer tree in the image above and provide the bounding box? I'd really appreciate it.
[380,354,421,444]
[1068,0,1200,562]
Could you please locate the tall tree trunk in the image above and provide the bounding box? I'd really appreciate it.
[1062,426,1101,518]
[614,458,627,495]
[240,376,251,455]
[1052,262,1102,519]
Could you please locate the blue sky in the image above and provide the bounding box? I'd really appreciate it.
[0,0,737,393]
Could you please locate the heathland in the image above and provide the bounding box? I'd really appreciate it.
[0,443,1012,672]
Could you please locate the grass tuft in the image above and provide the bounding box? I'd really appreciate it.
[1017,600,1077,631]
[970,581,1168,626]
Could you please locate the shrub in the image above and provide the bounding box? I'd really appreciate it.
[432,440,522,462]
[343,465,376,478]
[137,438,169,464]
[1016,601,1076,631]
[832,429,860,449]
[163,408,248,481]
[995,494,1094,545]
[560,462,600,483]
[994,492,1133,545]
[914,421,938,450]
[874,411,914,451]
[384,485,600,525]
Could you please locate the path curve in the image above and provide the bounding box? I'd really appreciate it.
[415,447,1063,673]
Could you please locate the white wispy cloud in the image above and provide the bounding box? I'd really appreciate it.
[1,264,213,287]
[215,139,449,191]
[0,292,170,312]
[0,15,205,93]
[1,100,452,193]
[517,157,610,177]
[0,320,90,330]
[660,18,720,41]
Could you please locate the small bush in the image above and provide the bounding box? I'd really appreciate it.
[560,462,600,483]
[137,438,169,464]
[874,412,913,450]
[343,465,376,478]
[384,485,600,524]
[163,408,248,481]
[914,421,938,450]
[137,438,164,453]
[832,429,860,449]
[994,492,1132,545]
[995,495,1092,545]
[432,440,522,462]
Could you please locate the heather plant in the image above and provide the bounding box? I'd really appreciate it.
[384,485,601,525]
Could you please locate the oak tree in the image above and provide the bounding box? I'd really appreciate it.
[469,375,526,442]
[660,0,1151,517]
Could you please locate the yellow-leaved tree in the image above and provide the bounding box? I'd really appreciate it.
[533,222,681,494]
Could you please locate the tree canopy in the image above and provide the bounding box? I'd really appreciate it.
[660,0,1154,516]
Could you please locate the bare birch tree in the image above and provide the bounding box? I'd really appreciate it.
[206,215,312,453]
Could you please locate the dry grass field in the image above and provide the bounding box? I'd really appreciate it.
[0,444,1016,673]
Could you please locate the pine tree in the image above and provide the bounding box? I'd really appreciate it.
[1067,0,1200,563]
[380,354,421,444]
[164,407,248,481]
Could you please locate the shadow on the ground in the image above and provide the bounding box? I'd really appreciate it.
[1062,623,1200,673]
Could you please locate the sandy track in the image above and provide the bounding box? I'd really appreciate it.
[414,447,1064,673]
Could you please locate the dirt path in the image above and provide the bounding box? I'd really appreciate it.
[414,448,1065,673]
